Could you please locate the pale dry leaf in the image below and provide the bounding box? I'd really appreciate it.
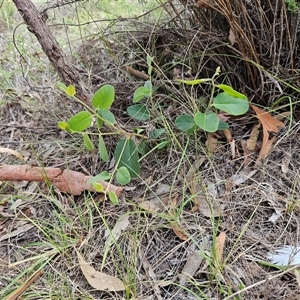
[0,223,34,242]
[0,147,24,161]
[215,232,226,265]
[179,249,203,286]
[247,123,261,151]
[229,28,236,45]
[104,215,130,249]
[268,209,282,224]
[76,250,125,291]
[192,195,224,218]
[228,169,257,185]
[295,271,300,289]
[138,200,161,212]
[281,152,291,174]
[155,184,171,196]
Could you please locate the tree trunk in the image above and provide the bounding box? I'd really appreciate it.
[12,0,89,104]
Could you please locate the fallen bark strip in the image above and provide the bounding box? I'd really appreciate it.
[0,165,123,196]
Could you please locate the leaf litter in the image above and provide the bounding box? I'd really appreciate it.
[76,250,125,291]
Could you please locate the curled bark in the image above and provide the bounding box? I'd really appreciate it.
[0,165,123,196]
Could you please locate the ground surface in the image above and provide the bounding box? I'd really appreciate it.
[1,1,300,299]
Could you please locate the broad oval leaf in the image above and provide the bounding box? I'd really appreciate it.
[213,92,249,115]
[177,78,211,85]
[127,104,150,121]
[87,171,112,183]
[114,138,140,178]
[58,121,70,131]
[194,111,219,133]
[66,85,76,96]
[91,182,104,192]
[175,114,195,131]
[133,86,151,103]
[98,109,115,125]
[108,191,119,205]
[151,128,165,139]
[218,121,229,130]
[92,84,115,109]
[57,82,68,93]
[83,133,94,151]
[216,84,247,99]
[116,166,131,185]
[67,111,92,132]
[98,136,109,162]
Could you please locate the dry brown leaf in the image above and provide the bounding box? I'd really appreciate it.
[5,270,43,300]
[254,136,276,167]
[171,224,188,241]
[215,232,226,265]
[205,133,219,153]
[247,123,260,151]
[76,250,125,291]
[240,140,252,166]
[251,104,284,148]
[0,147,24,161]
[251,105,284,166]
[229,28,236,45]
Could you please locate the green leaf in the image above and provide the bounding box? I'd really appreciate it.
[83,133,94,151]
[127,104,151,121]
[97,109,115,125]
[116,166,131,185]
[66,85,76,96]
[92,84,115,109]
[194,111,219,132]
[216,84,247,99]
[133,86,151,103]
[213,92,249,115]
[175,114,195,131]
[91,182,104,192]
[108,191,119,205]
[114,138,140,178]
[137,140,149,155]
[87,171,111,183]
[57,82,68,93]
[67,111,92,132]
[96,118,103,130]
[58,121,70,131]
[151,128,165,139]
[177,78,211,85]
[157,140,169,149]
[147,54,153,76]
[98,136,109,162]
[218,121,229,130]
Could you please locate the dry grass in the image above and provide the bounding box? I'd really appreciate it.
[1,1,300,299]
